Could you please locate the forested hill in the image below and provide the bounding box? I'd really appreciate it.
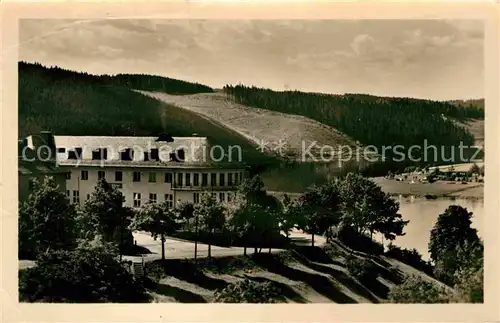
[223,85,483,167]
[19,61,214,94]
[448,99,485,110]
[18,61,276,168]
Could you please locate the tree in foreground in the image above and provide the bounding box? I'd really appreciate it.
[227,176,281,254]
[19,176,77,259]
[278,194,301,240]
[339,173,408,243]
[296,182,342,246]
[193,193,226,258]
[213,279,284,303]
[129,201,180,261]
[428,205,481,285]
[78,179,134,251]
[19,246,150,303]
[176,201,195,231]
[388,275,450,303]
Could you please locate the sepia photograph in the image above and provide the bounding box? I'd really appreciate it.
[15,17,487,305]
[1,3,497,321]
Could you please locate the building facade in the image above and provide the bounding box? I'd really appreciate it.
[25,131,246,208]
[18,137,68,203]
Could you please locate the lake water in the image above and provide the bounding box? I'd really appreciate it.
[378,196,484,260]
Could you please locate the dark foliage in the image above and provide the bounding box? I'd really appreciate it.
[224,85,482,172]
[213,279,284,303]
[19,177,77,259]
[336,226,384,255]
[385,244,434,276]
[18,62,277,169]
[19,249,150,303]
[345,257,378,282]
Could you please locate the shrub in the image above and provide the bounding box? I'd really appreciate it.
[19,248,150,303]
[388,274,450,303]
[145,261,166,283]
[385,244,434,276]
[346,256,378,282]
[213,279,284,303]
[337,226,384,255]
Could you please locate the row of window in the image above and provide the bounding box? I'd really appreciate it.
[67,190,232,207]
[66,170,243,187]
[62,147,185,162]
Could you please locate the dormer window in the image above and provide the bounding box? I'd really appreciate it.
[92,148,108,160]
[120,148,134,161]
[170,149,185,162]
[144,149,160,162]
[68,148,82,160]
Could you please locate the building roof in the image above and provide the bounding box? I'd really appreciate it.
[53,135,245,169]
[18,158,68,176]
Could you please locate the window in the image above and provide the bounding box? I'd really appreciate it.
[120,148,134,161]
[92,148,108,160]
[72,190,80,204]
[234,172,239,185]
[149,193,157,204]
[193,192,200,204]
[133,172,141,182]
[98,171,105,180]
[219,173,225,186]
[193,173,199,186]
[210,173,217,186]
[202,173,208,186]
[57,147,66,153]
[228,173,233,186]
[219,192,225,203]
[65,172,71,180]
[68,148,82,160]
[165,194,174,208]
[177,173,183,186]
[165,172,172,183]
[149,172,156,183]
[133,193,141,207]
[211,192,217,199]
[150,149,160,161]
[185,173,191,186]
[66,190,70,197]
[115,171,122,182]
[81,170,88,180]
[227,193,232,202]
[87,194,90,201]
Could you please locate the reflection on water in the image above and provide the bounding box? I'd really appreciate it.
[377,196,484,260]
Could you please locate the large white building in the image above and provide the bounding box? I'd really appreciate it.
[25,131,246,208]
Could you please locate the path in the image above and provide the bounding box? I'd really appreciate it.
[18,230,327,268]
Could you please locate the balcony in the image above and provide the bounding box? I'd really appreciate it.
[172,183,239,191]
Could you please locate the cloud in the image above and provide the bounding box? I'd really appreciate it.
[18,19,483,100]
[350,34,376,56]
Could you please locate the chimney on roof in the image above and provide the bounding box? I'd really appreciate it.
[156,133,174,142]
[40,131,56,163]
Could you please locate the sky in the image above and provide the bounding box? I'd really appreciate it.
[19,19,484,101]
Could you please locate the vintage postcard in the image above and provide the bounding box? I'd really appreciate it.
[1,1,499,322]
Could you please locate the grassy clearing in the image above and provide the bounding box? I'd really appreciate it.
[136,91,359,161]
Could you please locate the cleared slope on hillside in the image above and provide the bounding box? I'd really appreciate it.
[137,91,360,162]
[18,63,277,168]
[454,119,484,149]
